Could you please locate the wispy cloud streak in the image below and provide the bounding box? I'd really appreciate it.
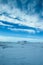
[0,0,43,38]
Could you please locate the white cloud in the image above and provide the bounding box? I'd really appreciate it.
[0,13,43,30]
[0,4,11,14]
[8,28,40,34]
[0,3,43,31]
[0,22,12,27]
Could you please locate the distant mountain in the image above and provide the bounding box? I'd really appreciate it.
[0,41,43,44]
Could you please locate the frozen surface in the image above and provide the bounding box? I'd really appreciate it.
[0,42,43,65]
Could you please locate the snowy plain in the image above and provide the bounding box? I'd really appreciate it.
[0,41,43,65]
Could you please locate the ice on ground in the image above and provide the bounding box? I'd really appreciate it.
[0,41,43,65]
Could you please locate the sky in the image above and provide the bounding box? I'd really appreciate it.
[0,0,43,42]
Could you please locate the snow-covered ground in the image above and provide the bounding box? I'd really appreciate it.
[0,42,43,65]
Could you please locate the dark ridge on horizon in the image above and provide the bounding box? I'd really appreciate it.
[0,41,43,43]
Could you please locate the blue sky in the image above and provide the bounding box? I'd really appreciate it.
[0,0,43,42]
